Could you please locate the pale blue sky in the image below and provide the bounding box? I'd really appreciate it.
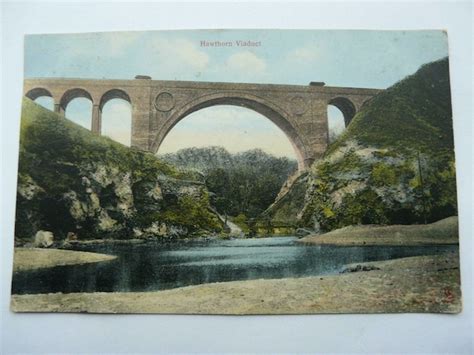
[27,30,448,157]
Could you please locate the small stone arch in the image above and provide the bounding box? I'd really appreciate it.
[60,88,93,111]
[328,97,357,127]
[25,87,53,101]
[99,89,132,143]
[99,89,131,112]
[151,92,310,170]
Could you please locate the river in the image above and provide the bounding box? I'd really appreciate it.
[11,236,456,295]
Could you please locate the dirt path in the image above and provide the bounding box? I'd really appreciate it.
[11,253,461,314]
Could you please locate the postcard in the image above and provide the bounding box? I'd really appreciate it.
[10,30,461,314]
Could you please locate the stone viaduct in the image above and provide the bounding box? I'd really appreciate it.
[24,77,381,170]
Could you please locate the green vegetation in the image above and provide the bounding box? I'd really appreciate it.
[231,213,251,234]
[262,172,308,227]
[370,162,399,187]
[161,147,297,218]
[329,58,454,154]
[271,58,458,232]
[15,99,222,243]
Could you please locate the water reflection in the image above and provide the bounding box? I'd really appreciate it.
[11,237,456,295]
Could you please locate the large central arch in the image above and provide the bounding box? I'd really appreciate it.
[150,92,308,170]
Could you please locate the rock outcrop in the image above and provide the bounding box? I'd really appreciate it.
[15,100,223,245]
[267,58,457,232]
[33,230,54,248]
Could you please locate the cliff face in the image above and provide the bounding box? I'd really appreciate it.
[15,100,222,244]
[268,58,457,232]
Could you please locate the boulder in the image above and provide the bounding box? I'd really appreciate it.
[341,264,381,273]
[66,232,78,241]
[133,228,144,238]
[33,230,54,248]
[167,225,188,239]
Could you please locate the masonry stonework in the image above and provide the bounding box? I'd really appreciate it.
[24,77,381,170]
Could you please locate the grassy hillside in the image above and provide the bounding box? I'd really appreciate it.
[330,58,453,153]
[15,99,222,243]
[269,58,457,232]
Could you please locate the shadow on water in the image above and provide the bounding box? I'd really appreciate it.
[11,236,457,295]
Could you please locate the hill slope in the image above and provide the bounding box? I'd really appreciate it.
[15,100,222,243]
[267,58,457,231]
[330,58,454,153]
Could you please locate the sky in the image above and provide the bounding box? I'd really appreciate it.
[27,30,448,158]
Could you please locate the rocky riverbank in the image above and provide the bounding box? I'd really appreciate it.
[298,216,458,246]
[12,248,116,272]
[267,59,458,233]
[15,99,223,247]
[11,252,461,314]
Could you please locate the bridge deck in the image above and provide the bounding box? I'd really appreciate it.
[24,77,382,96]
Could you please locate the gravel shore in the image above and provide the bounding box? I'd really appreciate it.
[12,248,116,272]
[299,216,458,246]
